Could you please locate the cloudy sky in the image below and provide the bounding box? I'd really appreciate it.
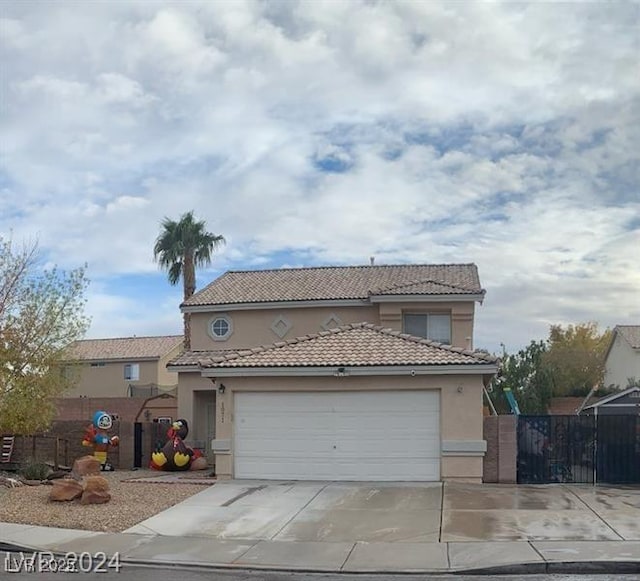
[1,1,638,353]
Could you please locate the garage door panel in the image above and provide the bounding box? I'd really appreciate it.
[236,392,334,412]
[332,459,439,481]
[238,458,337,480]
[234,391,440,481]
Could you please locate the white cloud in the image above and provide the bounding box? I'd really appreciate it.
[0,1,638,351]
[84,285,182,340]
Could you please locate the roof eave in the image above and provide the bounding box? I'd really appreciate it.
[167,364,201,372]
[583,386,640,409]
[201,364,499,377]
[62,356,161,363]
[370,293,485,304]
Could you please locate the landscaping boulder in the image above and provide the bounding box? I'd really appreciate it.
[49,478,83,501]
[80,488,111,505]
[190,457,208,471]
[72,455,100,478]
[80,475,111,505]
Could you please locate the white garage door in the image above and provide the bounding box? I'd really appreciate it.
[234,391,440,481]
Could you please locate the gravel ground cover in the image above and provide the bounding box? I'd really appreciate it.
[0,470,210,532]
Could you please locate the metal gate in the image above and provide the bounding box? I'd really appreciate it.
[517,415,640,484]
[596,415,640,484]
[134,422,143,468]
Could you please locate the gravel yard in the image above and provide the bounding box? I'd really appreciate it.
[0,470,210,532]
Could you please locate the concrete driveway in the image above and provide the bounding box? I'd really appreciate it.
[443,482,640,542]
[126,480,640,543]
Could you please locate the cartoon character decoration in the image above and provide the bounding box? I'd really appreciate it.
[82,411,119,471]
[151,419,195,471]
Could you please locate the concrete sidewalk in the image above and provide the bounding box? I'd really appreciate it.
[2,522,640,573]
[2,480,640,573]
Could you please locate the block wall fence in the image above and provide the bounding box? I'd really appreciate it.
[483,415,517,483]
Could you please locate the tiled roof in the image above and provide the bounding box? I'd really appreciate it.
[616,325,640,349]
[184,264,483,307]
[168,350,239,367]
[547,397,585,415]
[198,323,498,369]
[67,335,183,361]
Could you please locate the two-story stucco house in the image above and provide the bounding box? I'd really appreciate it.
[64,335,183,398]
[604,325,640,390]
[169,264,499,482]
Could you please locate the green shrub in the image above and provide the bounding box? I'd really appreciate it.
[19,460,51,481]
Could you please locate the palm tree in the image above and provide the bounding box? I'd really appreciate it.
[154,211,225,349]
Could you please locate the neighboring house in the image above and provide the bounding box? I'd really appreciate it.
[63,335,183,398]
[580,386,640,416]
[604,325,640,389]
[547,397,586,415]
[169,264,499,483]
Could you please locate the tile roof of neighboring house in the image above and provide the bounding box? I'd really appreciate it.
[168,350,240,367]
[616,325,640,349]
[197,323,499,369]
[184,264,483,307]
[67,335,184,361]
[547,397,586,415]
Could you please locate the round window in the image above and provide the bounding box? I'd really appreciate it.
[209,316,232,340]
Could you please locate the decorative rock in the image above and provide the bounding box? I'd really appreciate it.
[190,457,208,471]
[83,474,109,490]
[47,470,70,481]
[49,478,83,501]
[0,476,23,488]
[80,488,111,505]
[72,455,101,478]
[80,475,111,505]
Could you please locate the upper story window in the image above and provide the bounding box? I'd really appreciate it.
[124,363,140,381]
[403,313,451,344]
[208,314,233,341]
[90,362,106,367]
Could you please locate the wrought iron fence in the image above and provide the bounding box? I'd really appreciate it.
[517,415,640,484]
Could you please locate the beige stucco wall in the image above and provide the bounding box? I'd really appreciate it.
[193,373,485,482]
[604,334,640,389]
[157,343,183,386]
[190,300,476,351]
[64,359,163,398]
[190,305,379,350]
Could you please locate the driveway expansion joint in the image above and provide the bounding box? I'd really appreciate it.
[528,539,546,562]
[562,484,626,541]
[268,481,330,540]
[230,539,262,565]
[339,541,358,571]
